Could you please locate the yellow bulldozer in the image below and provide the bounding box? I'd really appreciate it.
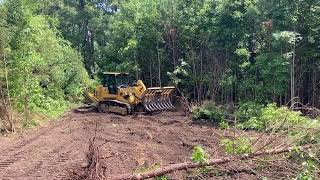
[85,72,175,115]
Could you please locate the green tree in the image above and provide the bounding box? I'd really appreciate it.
[2,0,89,118]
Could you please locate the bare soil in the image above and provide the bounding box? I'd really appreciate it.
[0,111,288,180]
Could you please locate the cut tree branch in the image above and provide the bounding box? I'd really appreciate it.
[110,145,313,180]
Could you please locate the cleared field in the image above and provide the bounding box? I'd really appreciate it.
[0,111,294,180]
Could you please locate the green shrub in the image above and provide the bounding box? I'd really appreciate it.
[192,101,225,123]
[219,121,230,130]
[291,148,319,180]
[6,14,89,120]
[192,146,210,174]
[261,103,308,130]
[220,137,252,155]
[87,78,101,92]
[235,101,264,122]
[192,146,209,164]
[291,119,320,145]
[22,118,40,128]
[237,103,310,131]
[296,160,317,180]
[236,117,265,130]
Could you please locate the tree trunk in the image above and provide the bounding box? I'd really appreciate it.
[110,145,312,180]
[149,58,153,87]
[157,41,162,87]
[290,37,296,106]
[4,54,14,132]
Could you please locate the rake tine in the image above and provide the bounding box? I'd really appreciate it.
[161,99,169,109]
[145,98,152,111]
[161,90,170,110]
[164,90,171,107]
[159,101,166,110]
[168,99,174,109]
[148,101,155,111]
[150,99,156,110]
[149,90,155,111]
[144,91,153,112]
[147,103,154,111]
[145,104,151,112]
[161,89,168,110]
[156,90,162,109]
[154,101,162,111]
[162,90,170,108]
[156,98,163,110]
[156,90,164,111]
[162,102,169,110]
[151,101,158,111]
[162,101,168,110]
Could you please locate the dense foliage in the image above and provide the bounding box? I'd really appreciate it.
[87,0,319,107]
[192,101,225,123]
[9,0,317,108]
[193,101,319,135]
[0,0,89,127]
[236,103,311,131]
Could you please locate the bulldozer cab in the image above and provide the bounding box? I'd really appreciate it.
[102,72,133,94]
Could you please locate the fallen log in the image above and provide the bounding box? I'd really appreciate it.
[110,145,312,180]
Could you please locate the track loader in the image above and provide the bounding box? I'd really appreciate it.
[85,72,175,115]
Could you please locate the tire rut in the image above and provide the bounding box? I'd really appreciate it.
[0,115,89,180]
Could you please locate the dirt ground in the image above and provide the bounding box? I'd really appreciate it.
[0,111,291,180]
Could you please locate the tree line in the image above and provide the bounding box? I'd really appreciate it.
[42,0,319,108]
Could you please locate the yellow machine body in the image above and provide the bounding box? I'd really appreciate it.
[86,72,175,115]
